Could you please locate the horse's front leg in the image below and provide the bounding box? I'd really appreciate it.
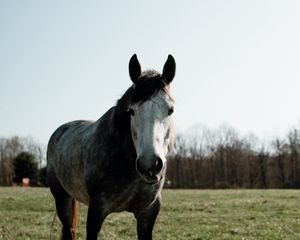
[86,196,107,240]
[134,198,161,240]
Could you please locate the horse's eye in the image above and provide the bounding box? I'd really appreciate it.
[127,108,135,116]
[168,107,174,116]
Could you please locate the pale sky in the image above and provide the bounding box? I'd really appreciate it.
[1,0,300,144]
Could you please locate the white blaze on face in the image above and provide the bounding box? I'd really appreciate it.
[130,90,174,171]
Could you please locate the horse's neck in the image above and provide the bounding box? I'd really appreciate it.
[113,108,136,161]
[95,106,136,162]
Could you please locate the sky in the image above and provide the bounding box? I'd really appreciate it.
[1,0,300,145]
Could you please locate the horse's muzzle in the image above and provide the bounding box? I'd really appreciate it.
[136,156,164,184]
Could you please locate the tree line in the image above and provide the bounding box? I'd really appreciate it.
[166,124,300,189]
[1,124,300,188]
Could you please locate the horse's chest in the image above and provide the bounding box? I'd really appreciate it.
[100,182,162,213]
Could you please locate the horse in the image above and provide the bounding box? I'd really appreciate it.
[46,54,176,240]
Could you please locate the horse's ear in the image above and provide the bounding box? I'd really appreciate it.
[162,54,176,84]
[129,54,141,84]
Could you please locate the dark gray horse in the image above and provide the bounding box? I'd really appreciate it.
[47,54,176,240]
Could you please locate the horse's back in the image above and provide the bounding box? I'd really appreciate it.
[47,120,95,204]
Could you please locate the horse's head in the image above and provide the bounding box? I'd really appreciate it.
[128,54,176,184]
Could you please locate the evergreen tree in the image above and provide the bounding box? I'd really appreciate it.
[13,152,38,184]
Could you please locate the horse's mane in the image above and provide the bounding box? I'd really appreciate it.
[120,70,169,104]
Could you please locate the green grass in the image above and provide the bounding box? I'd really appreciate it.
[0,188,299,239]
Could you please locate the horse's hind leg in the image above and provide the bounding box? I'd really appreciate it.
[49,182,78,240]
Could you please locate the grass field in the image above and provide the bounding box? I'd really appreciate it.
[0,187,299,240]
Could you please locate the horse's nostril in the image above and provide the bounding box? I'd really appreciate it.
[136,157,164,178]
[154,157,163,174]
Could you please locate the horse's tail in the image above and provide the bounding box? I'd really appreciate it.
[71,199,79,239]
